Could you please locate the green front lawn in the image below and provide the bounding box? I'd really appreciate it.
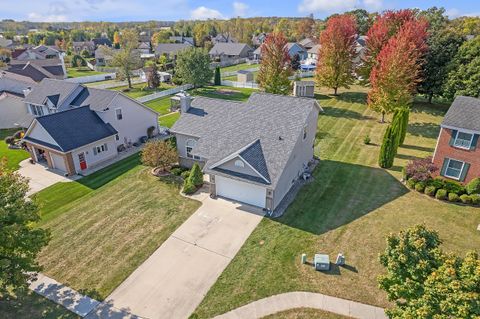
[192,86,256,102]
[0,129,29,170]
[144,97,172,115]
[159,112,180,128]
[262,308,350,319]
[108,82,175,99]
[33,154,201,299]
[193,86,480,318]
[66,67,104,78]
[0,290,78,319]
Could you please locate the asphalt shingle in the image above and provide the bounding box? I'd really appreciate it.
[442,96,480,132]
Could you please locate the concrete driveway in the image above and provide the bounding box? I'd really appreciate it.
[104,190,265,319]
[18,159,78,195]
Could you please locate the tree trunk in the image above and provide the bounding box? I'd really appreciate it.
[428,93,433,104]
[127,73,132,89]
[381,112,385,123]
[333,87,338,95]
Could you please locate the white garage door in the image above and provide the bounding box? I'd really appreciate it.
[50,153,67,173]
[215,175,266,208]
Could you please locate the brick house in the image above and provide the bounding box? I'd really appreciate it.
[432,96,480,183]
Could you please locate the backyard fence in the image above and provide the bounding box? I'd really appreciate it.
[66,73,116,84]
[136,84,194,103]
[210,58,247,69]
[88,77,146,89]
[289,71,315,80]
[221,67,260,78]
[221,80,259,89]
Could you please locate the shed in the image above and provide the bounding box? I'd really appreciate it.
[237,70,254,83]
[293,81,315,98]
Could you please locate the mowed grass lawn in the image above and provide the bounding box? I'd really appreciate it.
[0,129,29,170]
[263,308,350,319]
[66,67,104,78]
[33,154,201,299]
[193,86,480,318]
[108,82,175,99]
[220,62,258,73]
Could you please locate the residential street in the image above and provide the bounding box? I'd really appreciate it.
[101,191,265,319]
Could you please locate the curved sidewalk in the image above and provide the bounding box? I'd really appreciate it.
[213,291,388,319]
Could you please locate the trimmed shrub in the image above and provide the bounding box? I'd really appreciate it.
[181,170,190,179]
[188,163,203,187]
[444,180,465,195]
[460,194,472,204]
[363,135,371,145]
[466,178,480,195]
[470,194,480,205]
[182,179,196,194]
[425,185,436,196]
[4,136,15,145]
[378,124,397,168]
[448,193,460,202]
[406,178,417,189]
[426,177,444,190]
[415,182,425,193]
[405,157,438,182]
[147,126,155,138]
[13,130,23,139]
[214,66,221,85]
[170,167,186,176]
[435,189,447,200]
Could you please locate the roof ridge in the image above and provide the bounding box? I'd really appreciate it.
[35,105,90,119]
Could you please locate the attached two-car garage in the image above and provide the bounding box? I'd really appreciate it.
[215,175,266,208]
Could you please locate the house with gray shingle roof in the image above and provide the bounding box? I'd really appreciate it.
[22,78,159,176]
[155,43,192,60]
[432,96,480,183]
[170,92,322,210]
[209,43,253,61]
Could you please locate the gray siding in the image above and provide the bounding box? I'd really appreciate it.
[272,106,318,209]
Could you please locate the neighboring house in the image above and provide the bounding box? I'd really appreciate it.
[11,45,60,60]
[0,71,36,129]
[254,42,308,61]
[432,96,480,183]
[212,33,236,44]
[169,36,194,46]
[22,78,159,176]
[252,33,267,47]
[92,37,112,48]
[293,81,315,98]
[299,38,317,50]
[138,42,151,54]
[6,58,67,82]
[155,43,192,60]
[307,44,321,61]
[209,43,253,61]
[139,68,171,82]
[354,35,367,65]
[72,41,95,56]
[94,46,117,66]
[0,36,13,48]
[170,92,322,210]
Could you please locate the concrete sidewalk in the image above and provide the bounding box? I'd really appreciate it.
[213,291,388,319]
[29,273,100,317]
[104,191,265,319]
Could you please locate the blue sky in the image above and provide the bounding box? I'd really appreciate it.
[0,0,478,22]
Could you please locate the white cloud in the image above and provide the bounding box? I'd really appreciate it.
[363,0,383,11]
[446,8,480,18]
[27,12,68,22]
[190,6,225,20]
[298,0,383,14]
[233,2,249,17]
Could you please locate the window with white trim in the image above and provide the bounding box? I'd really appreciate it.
[453,131,473,149]
[445,158,464,180]
[115,108,123,120]
[93,143,108,155]
[185,139,200,160]
[30,104,44,116]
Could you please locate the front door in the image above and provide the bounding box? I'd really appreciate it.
[78,152,87,170]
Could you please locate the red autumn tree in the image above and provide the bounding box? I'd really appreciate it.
[257,32,292,95]
[315,14,357,95]
[368,18,429,122]
[360,9,417,82]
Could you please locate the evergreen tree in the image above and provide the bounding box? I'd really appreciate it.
[398,107,410,146]
[188,163,203,187]
[378,124,397,168]
[214,66,221,85]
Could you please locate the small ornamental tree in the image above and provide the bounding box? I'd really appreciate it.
[188,162,203,187]
[405,157,438,182]
[145,61,160,89]
[378,124,397,168]
[257,32,292,95]
[141,141,177,171]
[315,14,357,95]
[214,66,221,85]
[290,53,301,71]
[0,160,50,295]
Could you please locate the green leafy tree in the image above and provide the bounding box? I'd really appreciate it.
[0,160,50,295]
[145,61,160,89]
[257,32,292,95]
[346,9,374,35]
[106,29,141,89]
[379,225,480,318]
[175,48,212,88]
[141,141,177,171]
[444,36,480,99]
[80,48,91,58]
[378,124,398,168]
[315,14,357,95]
[151,30,172,45]
[214,66,221,85]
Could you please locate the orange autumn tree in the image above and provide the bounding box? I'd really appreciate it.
[315,14,357,95]
[359,9,417,82]
[368,19,429,122]
[257,32,292,95]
